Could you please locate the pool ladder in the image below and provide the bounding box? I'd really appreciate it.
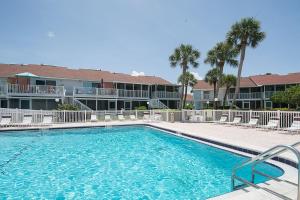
[231,141,300,200]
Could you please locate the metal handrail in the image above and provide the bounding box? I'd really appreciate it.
[231,142,300,200]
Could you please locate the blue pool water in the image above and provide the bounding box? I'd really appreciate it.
[0,126,283,199]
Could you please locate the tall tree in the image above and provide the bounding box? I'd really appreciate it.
[204,68,223,109]
[169,44,200,109]
[204,42,238,98]
[219,74,237,108]
[178,72,198,108]
[226,17,265,108]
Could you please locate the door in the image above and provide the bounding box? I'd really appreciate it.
[108,100,116,110]
[243,101,250,110]
[20,99,30,109]
[124,101,131,110]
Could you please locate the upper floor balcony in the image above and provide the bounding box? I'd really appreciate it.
[152,91,180,99]
[0,84,65,97]
[228,92,262,100]
[73,87,149,98]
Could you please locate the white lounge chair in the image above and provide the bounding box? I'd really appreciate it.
[41,115,53,126]
[261,118,279,130]
[118,114,125,121]
[190,115,204,122]
[143,114,150,122]
[214,115,228,123]
[18,115,33,127]
[104,114,111,121]
[153,113,162,121]
[91,114,97,122]
[283,118,300,133]
[241,117,259,128]
[130,114,137,120]
[225,116,242,125]
[0,116,12,127]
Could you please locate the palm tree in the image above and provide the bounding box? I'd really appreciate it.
[204,42,238,98]
[178,72,198,108]
[169,44,200,109]
[220,74,237,108]
[226,17,266,108]
[204,68,223,109]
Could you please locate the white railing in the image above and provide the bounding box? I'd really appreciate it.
[228,92,262,100]
[118,89,149,98]
[149,99,168,109]
[182,109,300,129]
[153,91,180,99]
[1,108,300,130]
[73,87,149,98]
[264,91,275,99]
[5,84,65,96]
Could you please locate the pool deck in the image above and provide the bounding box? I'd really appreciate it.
[1,121,299,199]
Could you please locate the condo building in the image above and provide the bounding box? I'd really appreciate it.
[193,72,300,110]
[0,64,180,110]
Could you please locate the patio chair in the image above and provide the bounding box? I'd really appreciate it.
[130,114,137,120]
[261,117,279,130]
[118,114,125,121]
[0,116,12,127]
[213,115,228,124]
[18,115,33,127]
[104,114,111,121]
[241,117,259,128]
[225,116,242,125]
[41,115,53,126]
[153,113,162,121]
[143,114,150,122]
[283,117,300,133]
[189,114,204,122]
[91,114,97,122]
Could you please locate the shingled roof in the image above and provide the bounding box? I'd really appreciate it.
[0,64,173,85]
[193,72,300,90]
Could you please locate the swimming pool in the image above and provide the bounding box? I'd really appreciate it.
[0,125,283,199]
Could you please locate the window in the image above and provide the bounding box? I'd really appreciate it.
[36,80,45,85]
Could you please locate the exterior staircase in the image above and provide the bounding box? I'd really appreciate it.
[149,99,168,109]
[64,97,93,111]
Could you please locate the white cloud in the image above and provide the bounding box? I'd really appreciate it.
[131,70,145,76]
[47,31,55,38]
[190,71,202,80]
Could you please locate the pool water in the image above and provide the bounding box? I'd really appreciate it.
[0,126,283,199]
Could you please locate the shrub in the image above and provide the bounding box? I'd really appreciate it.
[134,106,147,110]
[57,103,80,111]
[184,103,194,110]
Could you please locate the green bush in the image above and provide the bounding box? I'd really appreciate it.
[184,103,194,110]
[134,106,147,110]
[57,103,80,111]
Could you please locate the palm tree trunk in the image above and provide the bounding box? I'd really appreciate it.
[215,63,224,102]
[230,45,246,109]
[223,87,228,108]
[180,67,187,109]
[213,83,217,109]
[183,85,188,108]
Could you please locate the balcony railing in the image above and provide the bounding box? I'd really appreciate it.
[264,91,275,99]
[73,87,149,98]
[152,91,180,99]
[2,84,65,96]
[228,92,262,100]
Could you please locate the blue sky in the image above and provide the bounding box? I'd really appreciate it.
[0,0,299,83]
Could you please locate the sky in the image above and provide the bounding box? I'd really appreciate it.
[0,0,299,83]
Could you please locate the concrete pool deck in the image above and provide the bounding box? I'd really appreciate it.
[0,121,299,199]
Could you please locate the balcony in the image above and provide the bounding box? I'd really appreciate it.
[152,91,180,99]
[228,92,262,100]
[2,84,65,96]
[73,87,149,98]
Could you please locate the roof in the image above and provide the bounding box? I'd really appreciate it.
[249,73,300,85]
[0,64,173,85]
[193,72,300,90]
[194,77,256,90]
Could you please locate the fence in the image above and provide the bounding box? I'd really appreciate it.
[0,108,299,129]
[182,109,300,129]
